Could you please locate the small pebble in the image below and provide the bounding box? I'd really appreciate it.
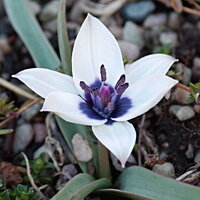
[143,13,167,28]
[39,0,59,22]
[176,106,195,121]
[185,144,194,159]
[153,162,175,178]
[21,103,42,121]
[169,105,182,116]
[120,1,155,22]
[62,164,78,180]
[192,57,200,82]
[43,19,57,33]
[33,123,47,143]
[72,134,93,162]
[123,21,144,49]
[0,37,11,54]
[182,66,192,85]
[159,32,178,47]
[33,145,46,159]
[118,40,140,60]
[194,150,200,163]
[182,22,195,30]
[173,87,190,104]
[29,1,41,15]
[194,105,200,114]
[109,24,122,39]
[168,12,181,29]
[13,123,34,153]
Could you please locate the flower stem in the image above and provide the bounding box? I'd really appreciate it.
[98,141,111,179]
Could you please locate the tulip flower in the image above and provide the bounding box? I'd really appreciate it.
[13,14,178,167]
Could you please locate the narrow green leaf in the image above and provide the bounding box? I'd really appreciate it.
[4,0,60,70]
[57,0,72,75]
[118,166,200,200]
[51,173,111,200]
[97,189,152,200]
[0,129,13,135]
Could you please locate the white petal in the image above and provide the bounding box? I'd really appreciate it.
[92,121,136,167]
[41,91,107,126]
[125,54,178,85]
[72,14,124,96]
[112,74,178,121]
[12,68,77,98]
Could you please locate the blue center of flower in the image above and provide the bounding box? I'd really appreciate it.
[79,65,132,121]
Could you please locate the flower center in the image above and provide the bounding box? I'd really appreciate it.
[80,65,129,119]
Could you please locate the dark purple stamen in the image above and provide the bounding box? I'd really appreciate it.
[115,74,125,89]
[79,65,131,120]
[80,81,92,93]
[100,65,107,82]
[116,83,129,95]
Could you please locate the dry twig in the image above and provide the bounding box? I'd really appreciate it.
[0,98,42,128]
[0,77,37,100]
[21,152,45,198]
[176,83,190,92]
[45,113,64,171]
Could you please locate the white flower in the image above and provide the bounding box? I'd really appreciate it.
[13,14,178,167]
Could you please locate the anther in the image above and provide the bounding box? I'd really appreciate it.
[115,74,126,89]
[116,83,129,95]
[80,81,92,93]
[100,64,107,82]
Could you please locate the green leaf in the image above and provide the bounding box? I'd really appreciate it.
[0,129,13,135]
[57,0,72,75]
[118,166,200,200]
[51,173,111,200]
[189,82,200,104]
[4,0,60,70]
[97,189,152,200]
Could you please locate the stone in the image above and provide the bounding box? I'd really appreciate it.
[43,19,57,33]
[72,134,93,162]
[173,87,190,104]
[29,1,41,15]
[185,144,194,159]
[33,123,47,143]
[21,103,42,121]
[176,106,195,121]
[196,21,200,30]
[109,24,123,39]
[123,21,144,49]
[39,0,59,22]
[118,40,140,61]
[62,164,78,180]
[120,1,155,22]
[159,32,178,47]
[13,123,34,153]
[182,22,194,30]
[194,105,200,114]
[182,66,192,85]
[0,37,11,54]
[192,57,200,82]
[194,150,200,163]
[34,145,46,159]
[143,13,167,28]
[169,105,182,116]
[168,12,181,29]
[153,162,175,178]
